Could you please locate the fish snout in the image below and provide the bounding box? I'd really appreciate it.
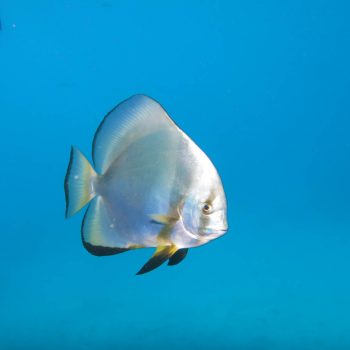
[201,226,228,239]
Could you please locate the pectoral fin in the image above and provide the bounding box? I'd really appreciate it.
[149,214,178,225]
[168,248,188,266]
[136,245,178,275]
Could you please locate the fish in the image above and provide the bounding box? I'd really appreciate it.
[64,95,228,274]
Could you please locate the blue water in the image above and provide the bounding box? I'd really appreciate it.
[1,1,350,349]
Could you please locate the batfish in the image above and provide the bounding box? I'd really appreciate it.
[64,95,228,274]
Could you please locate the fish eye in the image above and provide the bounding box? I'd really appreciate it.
[202,203,212,215]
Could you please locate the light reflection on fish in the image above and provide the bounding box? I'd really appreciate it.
[64,95,228,274]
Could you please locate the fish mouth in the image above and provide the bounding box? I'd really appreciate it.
[201,227,228,237]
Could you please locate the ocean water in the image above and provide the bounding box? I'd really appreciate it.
[1,1,349,349]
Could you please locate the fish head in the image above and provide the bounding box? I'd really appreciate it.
[181,168,228,243]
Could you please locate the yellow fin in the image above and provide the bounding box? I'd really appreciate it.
[149,214,178,225]
[136,245,178,275]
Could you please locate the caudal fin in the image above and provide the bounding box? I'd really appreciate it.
[64,146,97,218]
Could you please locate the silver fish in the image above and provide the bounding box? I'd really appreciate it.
[64,95,228,274]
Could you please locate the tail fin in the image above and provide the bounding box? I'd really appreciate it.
[64,146,97,218]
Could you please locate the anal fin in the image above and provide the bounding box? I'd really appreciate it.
[82,196,132,256]
[83,242,130,256]
[136,245,177,275]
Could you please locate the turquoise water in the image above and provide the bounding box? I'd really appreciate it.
[1,1,350,349]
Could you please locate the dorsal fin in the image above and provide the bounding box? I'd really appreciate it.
[92,95,176,174]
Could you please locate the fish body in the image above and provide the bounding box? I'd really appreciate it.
[65,95,228,274]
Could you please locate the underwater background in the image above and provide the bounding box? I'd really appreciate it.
[1,1,349,349]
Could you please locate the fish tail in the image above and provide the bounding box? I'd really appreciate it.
[64,146,97,218]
